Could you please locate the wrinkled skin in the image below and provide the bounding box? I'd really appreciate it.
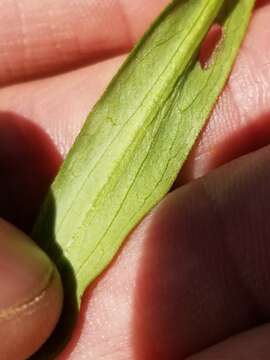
[1,0,270,359]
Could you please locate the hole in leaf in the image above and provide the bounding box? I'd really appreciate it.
[199,23,223,69]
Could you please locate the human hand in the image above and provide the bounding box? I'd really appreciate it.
[0,0,270,359]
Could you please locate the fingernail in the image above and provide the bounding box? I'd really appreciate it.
[0,218,54,316]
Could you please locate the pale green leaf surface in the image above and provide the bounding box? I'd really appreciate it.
[33,0,255,304]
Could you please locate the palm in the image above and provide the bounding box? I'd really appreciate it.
[1,1,270,359]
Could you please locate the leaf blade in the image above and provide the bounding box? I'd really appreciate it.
[33,0,255,301]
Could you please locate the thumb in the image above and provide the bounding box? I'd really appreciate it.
[0,218,63,360]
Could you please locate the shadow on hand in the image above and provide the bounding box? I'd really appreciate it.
[256,0,270,9]
[133,184,266,359]
[208,112,270,171]
[0,112,61,232]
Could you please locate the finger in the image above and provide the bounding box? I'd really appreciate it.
[0,219,63,360]
[60,145,270,359]
[0,0,169,85]
[2,0,266,86]
[188,324,270,360]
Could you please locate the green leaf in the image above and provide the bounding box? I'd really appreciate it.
[32,0,255,357]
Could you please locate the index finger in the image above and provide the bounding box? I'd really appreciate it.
[0,0,169,85]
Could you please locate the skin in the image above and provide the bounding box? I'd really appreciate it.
[0,0,270,358]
